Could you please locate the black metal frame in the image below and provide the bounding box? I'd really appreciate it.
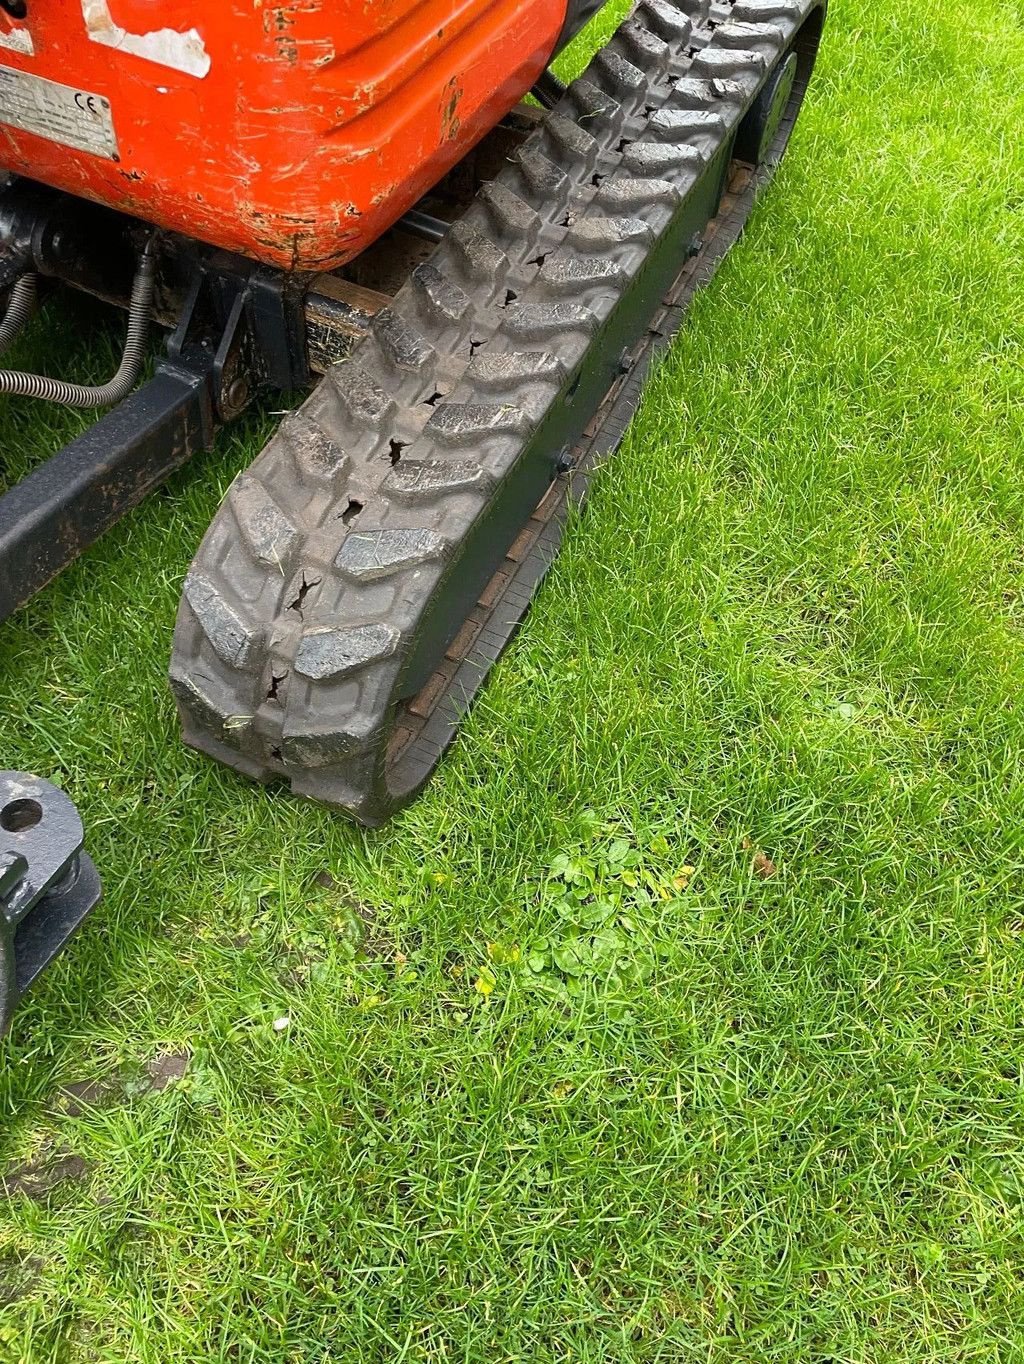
[0,177,314,623]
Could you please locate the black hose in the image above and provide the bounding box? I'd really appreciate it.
[398,208,448,243]
[0,242,156,408]
[0,273,37,355]
[530,71,567,110]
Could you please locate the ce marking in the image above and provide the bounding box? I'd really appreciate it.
[74,91,103,115]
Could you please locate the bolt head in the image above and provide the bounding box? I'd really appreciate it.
[226,376,250,410]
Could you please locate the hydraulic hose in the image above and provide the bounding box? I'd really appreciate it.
[0,273,37,355]
[530,71,567,110]
[0,241,156,408]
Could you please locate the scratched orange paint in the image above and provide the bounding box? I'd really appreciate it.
[0,0,566,269]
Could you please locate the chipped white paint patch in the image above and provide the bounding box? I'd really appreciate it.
[0,27,34,55]
[81,0,210,78]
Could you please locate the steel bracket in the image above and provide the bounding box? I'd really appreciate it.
[0,772,101,1036]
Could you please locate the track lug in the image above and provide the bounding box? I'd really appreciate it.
[595,176,679,210]
[567,79,619,123]
[183,572,264,670]
[539,254,629,295]
[280,412,351,488]
[593,49,647,97]
[479,182,540,237]
[504,303,597,340]
[513,148,570,200]
[679,78,748,112]
[622,142,705,177]
[637,0,692,41]
[445,221,509,283]
[334,527,449,582]
[383,460,493,501]
[715,20,787,54]
[411,264,472,323]
[618,20,671,73]
[230,476,300,571]
[468,351,567,390]
[543,116,601,169]
[690,46,770,80]
[294,624,400,681]
[425,402,534,446]
[731,1,803,24]
[647,107,729,143]
[566,215,655,248]
[371,309,436,373]
[328,366,395,425]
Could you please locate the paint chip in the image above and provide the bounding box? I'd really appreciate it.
[81,0,211,78]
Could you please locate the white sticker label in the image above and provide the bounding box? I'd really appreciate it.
[0,65,118,159]
[0,27,34,56]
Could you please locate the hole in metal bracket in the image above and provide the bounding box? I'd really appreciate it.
[1,798,42,833]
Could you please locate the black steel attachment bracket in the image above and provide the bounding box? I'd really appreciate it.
[0,176,314,624]
[166,251,311,419]
[0,772,101,1036]
[0,346,219,622]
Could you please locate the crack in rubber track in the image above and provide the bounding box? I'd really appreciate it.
[170,0,826,824]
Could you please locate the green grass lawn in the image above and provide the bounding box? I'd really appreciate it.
[3,1,1024,1358]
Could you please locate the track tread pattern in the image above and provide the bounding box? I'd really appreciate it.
[171,0,822,822]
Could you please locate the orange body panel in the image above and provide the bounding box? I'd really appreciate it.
[0,0,566,270]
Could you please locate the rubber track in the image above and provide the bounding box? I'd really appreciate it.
[171,0,825,824]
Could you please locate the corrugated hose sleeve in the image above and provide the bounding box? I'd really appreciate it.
[0,242,156,409]
[0,273,37,356]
